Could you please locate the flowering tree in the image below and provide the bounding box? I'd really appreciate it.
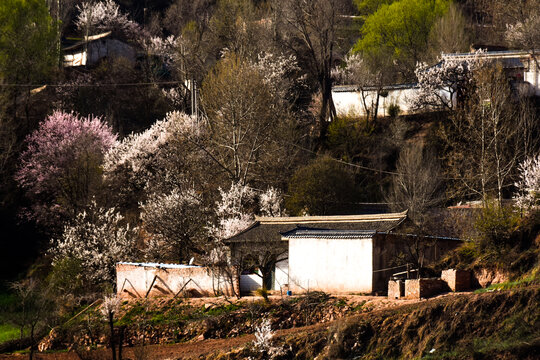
[259,187,286,217]
[411,49,485,111]
[514,154,540,211]
[140,188,207,262]
[51,200,138,287]
[101,294,121,360]
[15,111,116,230]
[75,0,141,39]
[208,182,288,292]
[505,13,540,71]
[103,111,203,211]
[210,182,255,240]
[253,318,284,358]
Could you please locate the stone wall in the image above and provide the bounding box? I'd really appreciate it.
[116,262,238,298]
[405,278,448,299]
[441,269,471,292]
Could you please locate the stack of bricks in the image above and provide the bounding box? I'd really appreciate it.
[405,278,447,299]
[441,269,471,292]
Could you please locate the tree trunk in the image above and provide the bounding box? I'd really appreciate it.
[109,314,116,360]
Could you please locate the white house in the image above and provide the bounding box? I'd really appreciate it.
[282,228,461,294]
[333,50,540,118]
[224,211,410,294]
[63,31,136,67]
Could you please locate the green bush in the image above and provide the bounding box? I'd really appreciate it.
[286,156,359,215]
[387,103,401,118]
[475,203,520,251]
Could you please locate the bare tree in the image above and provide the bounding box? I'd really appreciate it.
[426,2,471,62]
[275,0,350,142]
[200,54,289,185]
[439,64,520,205]
[9,279,56,360]
[387,144,443,228]
[333,53,396,122]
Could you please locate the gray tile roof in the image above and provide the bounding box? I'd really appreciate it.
[281,228,377,240]
[224,211,407,244]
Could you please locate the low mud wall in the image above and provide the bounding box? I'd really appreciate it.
[116,262,238,298]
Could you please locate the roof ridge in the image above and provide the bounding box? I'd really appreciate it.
[256,210,407,224]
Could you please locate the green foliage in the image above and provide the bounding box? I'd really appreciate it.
[0,0,58,83]
[254,287,269,302]
[0,323,25,343]
[327,116,374,163]
[387,103,401,119]
[475,204,520,251]
[47,257,85,298]
[354,0,396,15]
[286,156,359,215]
[354,0,450,78]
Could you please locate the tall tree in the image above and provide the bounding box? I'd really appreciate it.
[354,0,450,80]
[438,65,520,205]
[200,54,291,185]
[0,0,58,125]
[275,0,350,142]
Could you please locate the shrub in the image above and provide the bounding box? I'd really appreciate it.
[475,203,520,251]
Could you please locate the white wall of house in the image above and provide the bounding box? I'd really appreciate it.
[239,274,263,294]
[332,86,419,118]
[288,237,373,294]
[274,258,289,291]
[525,68,540,95]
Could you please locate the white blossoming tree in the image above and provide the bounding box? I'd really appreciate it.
[209,182,288,292]
[505,13,540,71]
[253,318,284,358]
[140,188,207,262]
[51,201,138,287]
[259,187,286,217]
[410,49,485,111]
[103,111,203,211]
[211,182,255,240]
[514,154,540,211]
[75,0,141,40]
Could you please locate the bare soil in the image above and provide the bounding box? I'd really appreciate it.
[0,292,470,360]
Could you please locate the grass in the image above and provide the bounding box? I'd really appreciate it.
[474,267,540,294]
[0,323,23,343]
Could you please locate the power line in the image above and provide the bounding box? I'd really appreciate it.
[0,81,184,88]
[273,138,466,180]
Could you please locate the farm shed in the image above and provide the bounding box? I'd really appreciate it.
[223,211,408,294]
[63,31,136,67]
[116,262,237,299]
[282,229,462,294]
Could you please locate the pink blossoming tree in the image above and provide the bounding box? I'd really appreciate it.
[15,111,116,231]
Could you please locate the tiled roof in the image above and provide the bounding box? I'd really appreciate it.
[224,211,407,243]
[117,262,199,269]
[281,228,377,240]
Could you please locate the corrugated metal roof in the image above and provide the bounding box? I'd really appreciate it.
[281,228,377,240]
